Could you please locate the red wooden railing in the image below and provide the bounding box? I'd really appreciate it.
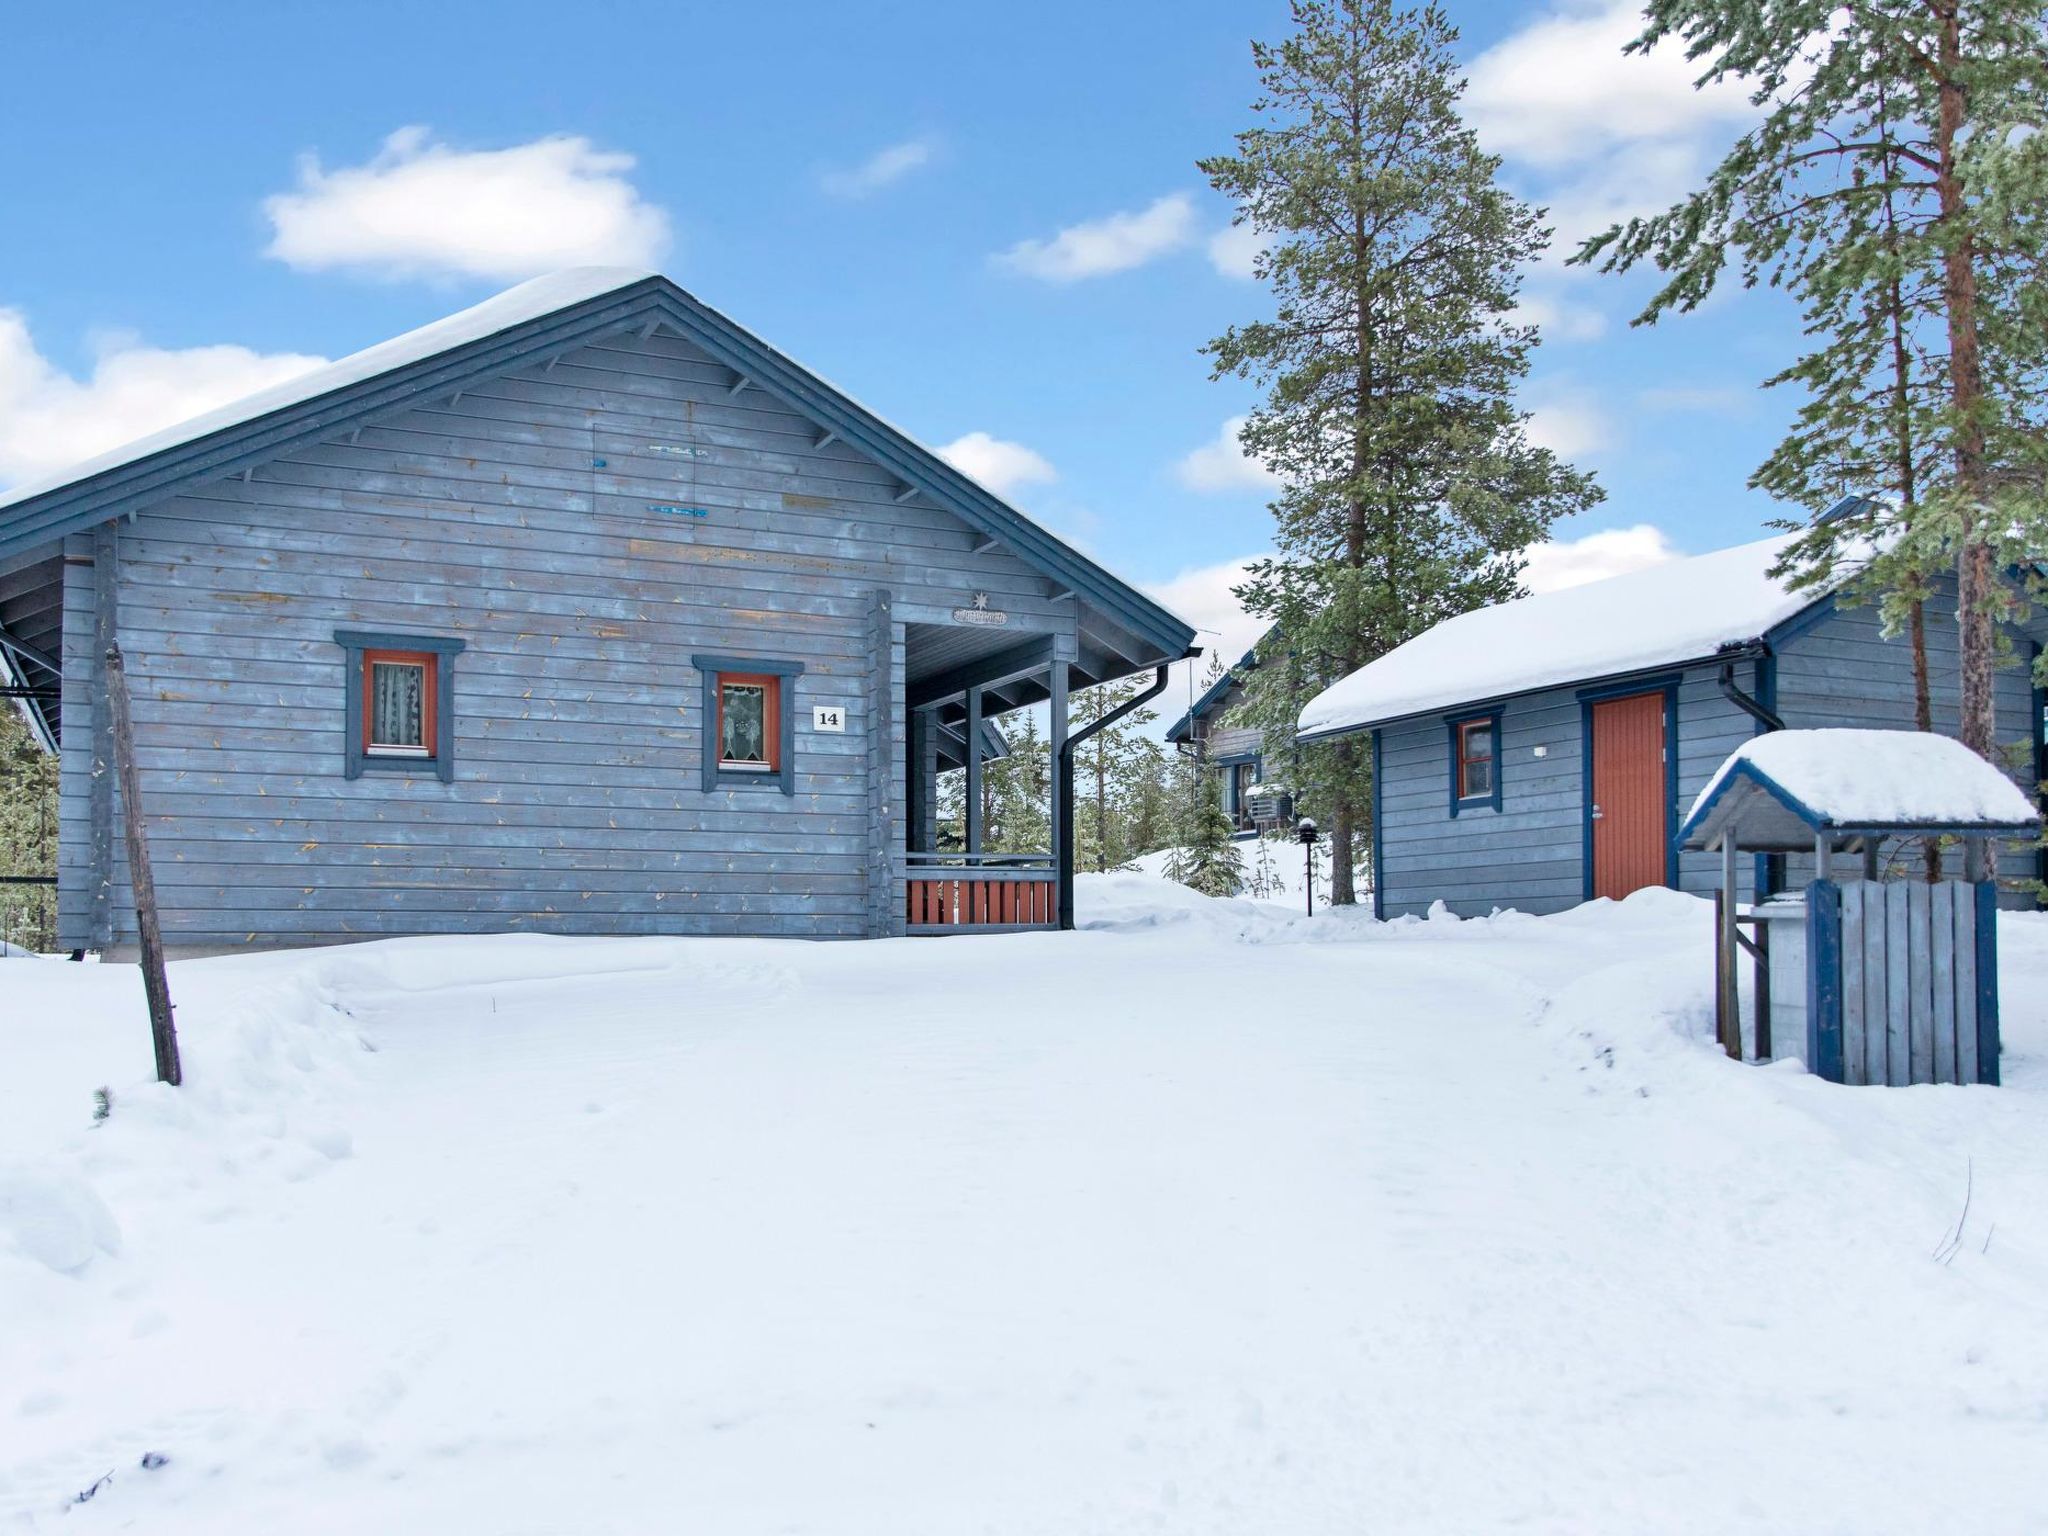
[904,855,1056,931]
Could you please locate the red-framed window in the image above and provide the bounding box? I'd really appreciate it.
[362,649,438,758]
[715,672,781,773]
[1456,717,1495,801]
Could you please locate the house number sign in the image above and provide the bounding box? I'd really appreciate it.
[812,705,848,732]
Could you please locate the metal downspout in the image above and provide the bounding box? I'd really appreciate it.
[1717,657,1784,732]
[1056,663,1173,930]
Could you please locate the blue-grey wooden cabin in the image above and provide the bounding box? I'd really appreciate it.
[1296,527,2047,920]
[1162,630,1293,836]
[0,270,1195,952]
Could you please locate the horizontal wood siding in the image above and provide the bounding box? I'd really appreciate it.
[57,327,1075,947]
[1379,688,1584,917]
[1377,586,2045,920]
[1378,666,1758,919]
[1205,724,1262,760]
[1774,591,2040,906]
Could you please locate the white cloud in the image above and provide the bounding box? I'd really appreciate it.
[1465,0,1756,171]
[1175,415,1280,494]
[1143,554,1272,726]
[1512,289,1607,342]
[937,431,1057,497]
[820,138,936,198]
[0,309,326,489]
[997,194,1197,282]
[1537,140,1716,254]
[1524,393,1613,459]
[1520,523,1680,593]
[1207,221,1266,280]
[264,126,671,282]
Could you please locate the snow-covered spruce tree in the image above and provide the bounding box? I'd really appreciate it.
[1071,676,1162,873]
[1576,0,2048,799]
[1202,0,1601,906]
[1163,748,1245,898]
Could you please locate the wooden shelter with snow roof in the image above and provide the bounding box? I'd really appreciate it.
[0,271,1196,952]
[1680,730,2040,1085]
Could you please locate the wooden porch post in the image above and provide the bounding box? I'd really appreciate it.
[964,684,984,855]
[1049,655,1071,928]
[907,707,933,853]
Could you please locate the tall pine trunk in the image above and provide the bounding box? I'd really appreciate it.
[1934,12,1999,785]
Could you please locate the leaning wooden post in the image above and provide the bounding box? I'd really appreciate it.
[104,643,181,1086]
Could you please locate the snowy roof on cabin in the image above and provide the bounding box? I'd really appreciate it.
[0,269,657,514]
[1298,532,1819,736]
[1682,729,2041,841]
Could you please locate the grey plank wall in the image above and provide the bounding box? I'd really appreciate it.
[1206,724,1262,759]
[57,327,1072,950]
[1375,587,2046,920]
[1376,664,1760,919]
[1775,590,2042,905]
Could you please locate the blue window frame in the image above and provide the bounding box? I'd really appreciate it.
[335,629,464,783]
[692,653,805,795]
[1447,708,1503,816]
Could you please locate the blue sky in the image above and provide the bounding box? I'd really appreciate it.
[0,0,1808,665]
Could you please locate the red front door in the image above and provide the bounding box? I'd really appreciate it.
[1590,692,1668,900]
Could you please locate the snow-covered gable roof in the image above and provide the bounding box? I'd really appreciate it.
[0,269,1195,672]
[1681,729,2040,852]
[0,269,656,516]
[1297,533,1817,737]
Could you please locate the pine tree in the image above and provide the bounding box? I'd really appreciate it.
[1125,739,1175,859]
[1164,748,1245,898]
[1576,0,2048,806]
[1202,0,1601,905]
[1070,677,1161,873]
[984,711,1052,856]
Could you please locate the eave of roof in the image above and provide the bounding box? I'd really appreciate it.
[1164,635,1265,743]
[0,272,1194,669]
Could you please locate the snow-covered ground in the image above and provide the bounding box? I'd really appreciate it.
[1130,835,1338,909]
[6,878,2048,1533]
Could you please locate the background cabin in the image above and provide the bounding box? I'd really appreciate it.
[1164,631,1294,837]
[0,271,1194,953]
[1299,533,2048,919]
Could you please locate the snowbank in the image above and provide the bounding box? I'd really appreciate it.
[6,881,2048,1532]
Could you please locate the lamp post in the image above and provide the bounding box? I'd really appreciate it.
[1297,817,1319,918]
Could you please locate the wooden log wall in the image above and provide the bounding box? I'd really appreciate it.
[57,326,1076,948]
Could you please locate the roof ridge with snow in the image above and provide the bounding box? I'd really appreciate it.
[0,268,656,514]
[1298,531,1828,737]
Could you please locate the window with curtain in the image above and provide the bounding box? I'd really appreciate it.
[364,651,435,757]
[718,674,779,771]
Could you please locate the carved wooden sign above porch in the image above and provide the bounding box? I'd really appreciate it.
[951,592,1008,627]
